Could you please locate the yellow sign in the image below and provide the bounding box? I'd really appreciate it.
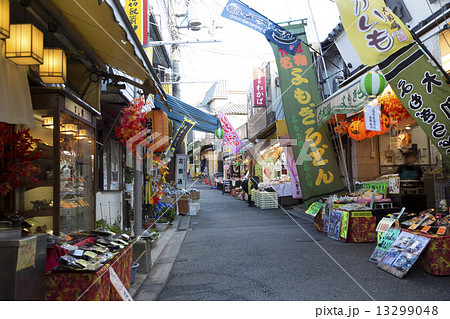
[340,210,350,239]
[125,0,148,46]
[335,0,413,66]
[16,237,36,271]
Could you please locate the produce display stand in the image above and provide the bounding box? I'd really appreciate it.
[45,237,133,301]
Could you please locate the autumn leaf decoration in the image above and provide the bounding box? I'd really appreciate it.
[0,122,42,196]
[377,87,410,121]
[114,97,147,153]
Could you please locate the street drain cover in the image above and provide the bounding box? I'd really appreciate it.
[295,238,322,242]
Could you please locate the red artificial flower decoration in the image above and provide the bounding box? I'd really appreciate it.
[0,123,42,196]
[114,97,148,153]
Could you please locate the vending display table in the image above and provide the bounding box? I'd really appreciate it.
[45,245,133,301]
[403,229,450,276]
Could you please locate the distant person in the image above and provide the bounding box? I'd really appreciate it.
[396,150,423,181]
[242,176,259,207]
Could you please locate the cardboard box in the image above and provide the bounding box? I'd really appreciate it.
[176,198,190,215]
[190,191,200,200]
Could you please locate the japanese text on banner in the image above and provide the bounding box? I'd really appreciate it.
[335,0,413,66]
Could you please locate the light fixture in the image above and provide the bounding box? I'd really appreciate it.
[0,0,10,39]
[61,123,77,135]
[4,24,44,65]
[405,126,411,130]
[42,115,54,129]
[76,129,89,140]
[39,48,67,84]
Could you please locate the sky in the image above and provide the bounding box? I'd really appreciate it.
[175,0,341,106]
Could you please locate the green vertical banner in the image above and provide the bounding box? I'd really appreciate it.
[270,23,345,207]
[378,43,450,166]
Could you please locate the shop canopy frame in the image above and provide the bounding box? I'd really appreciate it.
[154,94,219,133]
[42,0,167,100]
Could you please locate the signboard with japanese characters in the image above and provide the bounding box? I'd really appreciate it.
[125,0,149,47]
[253,67,266,107]
[164,118,195,162]
[378,43,450,166]
[270,23,345,207]
[317,80,369,127]
[217,113,244,155]
[335,0,413,66]
[364,104,381,131]
[176,154,188,190]
[221,0,301,55]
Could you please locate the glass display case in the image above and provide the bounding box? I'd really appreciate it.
[59,113,95,234]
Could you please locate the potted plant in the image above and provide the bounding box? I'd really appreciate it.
[155,217,168,232]
[150,228,159,248]
[160,206,176,226]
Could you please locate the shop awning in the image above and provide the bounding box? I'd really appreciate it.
[48,0,166,99]
[154,95,218,133]
[316,76,371,128]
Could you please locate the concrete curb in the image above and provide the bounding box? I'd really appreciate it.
[129,215,188,297]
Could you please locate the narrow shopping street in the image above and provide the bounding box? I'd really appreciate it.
[133,181,450,301]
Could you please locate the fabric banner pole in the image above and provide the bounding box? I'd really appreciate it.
[270,22,346,207]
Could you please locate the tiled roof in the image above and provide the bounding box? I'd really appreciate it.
[211,103,247,115]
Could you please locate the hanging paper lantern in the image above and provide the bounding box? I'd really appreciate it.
[348,120,366,140]
[146,109,169,152]
[360,72,387,97]
[215,128,224,139]
[377,113,390,135]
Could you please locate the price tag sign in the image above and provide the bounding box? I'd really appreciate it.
[437,227,447,235]
[421,226,431,233]
[84,251,98,259]
[409,224,419,230]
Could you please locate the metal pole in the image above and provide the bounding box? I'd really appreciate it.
[410,29,450,84]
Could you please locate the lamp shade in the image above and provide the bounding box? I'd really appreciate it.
[215,128,224,139]
[146,109,169,152]
[5,24,43,65]
[39,48,67,84]
[360,72,386,97]
[0,0,9,39]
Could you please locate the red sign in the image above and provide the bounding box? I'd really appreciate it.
[253,67,266,107]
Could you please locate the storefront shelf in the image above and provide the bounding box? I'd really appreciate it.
[20,209,54,218]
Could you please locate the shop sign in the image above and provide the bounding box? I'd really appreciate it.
[253,67,266,107]
[305,201,323,217]
[389,177,400,194]
[316,81,369,128]
[110,267,133,301]
[223,180,232,193]
[328,210,343,241]
[340,210,350,239]
[164,118,195,162]
[335,0,413,66]
[369,227,401,264]
[378,231,430,278]
[65,99,92,123]
[360,180,389,193]
[16,236,36,271]
[175,154,187,190]
[270,23,345,208]
[221,0,301,55]
[378,43,450,166]
[125,0,149,47]
[217,113,244,155]
[364,104,381,131]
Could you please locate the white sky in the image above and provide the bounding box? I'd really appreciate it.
[176,0,341,106]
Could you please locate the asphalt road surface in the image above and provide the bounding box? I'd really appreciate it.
[152,181,450,301]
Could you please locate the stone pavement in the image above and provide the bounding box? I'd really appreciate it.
[133,180,450,301]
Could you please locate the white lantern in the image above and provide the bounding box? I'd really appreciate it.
[0,0,10,39]
[5,24,44,65]
[39,48,67,84]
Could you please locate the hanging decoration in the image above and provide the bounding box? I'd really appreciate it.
[377,114,390,135]
[377,87,410,121]
[334,120,350,136]
[359,72,387,97]
[215,128,224,139]
[145,108,169,153]
[0,123,42,196]
[115,97,146,153]
[363,118,377,138]
[348,119,366,141]
[39,48,67,84]
[4,24,44,65]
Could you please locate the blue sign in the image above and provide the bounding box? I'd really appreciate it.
[221,0,302,55]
